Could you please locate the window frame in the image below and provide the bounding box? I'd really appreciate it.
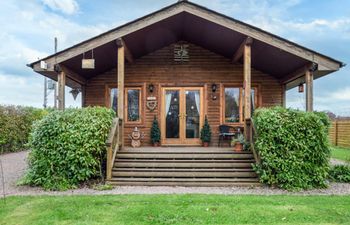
[105,84,118,115]
[125,87,143,124]
[221,84,259,125]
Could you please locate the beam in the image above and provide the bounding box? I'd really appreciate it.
[117,42,125,148]
[305,70,313,112]
[116,38,134,63]
[279,63,312,84]
[243,42,251,139]
[232,37,253,63]
[57,68,66,110]
[60,65,87,85]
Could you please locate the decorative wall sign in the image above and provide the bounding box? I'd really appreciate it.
[174,44,189,62]
[146,100,157,112]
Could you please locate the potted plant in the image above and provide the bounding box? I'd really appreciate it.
[150,116,161,146]
[231,133,244,151]
[200,116,211,147]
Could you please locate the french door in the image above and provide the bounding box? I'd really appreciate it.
[161,87,204,145]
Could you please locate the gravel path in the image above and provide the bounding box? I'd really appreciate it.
[1,151,349,196]
[330,158,349,166]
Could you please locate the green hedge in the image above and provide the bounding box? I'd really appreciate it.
[0,105,48,154]
[22,107,115,190]
[253,107,331,190]
[329,165,350,183]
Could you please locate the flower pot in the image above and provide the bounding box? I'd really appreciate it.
[153,142,160,147]
[234,142,243,151]
[203,142,209,147]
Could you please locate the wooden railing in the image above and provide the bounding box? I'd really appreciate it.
[105,118,122,180]
[246,118,261,164]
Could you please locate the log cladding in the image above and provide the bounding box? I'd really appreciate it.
[85,42,282,146]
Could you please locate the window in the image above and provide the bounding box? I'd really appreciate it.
[224,88,241,123]
[126,88,141,122]
[222,86,259,124]
[110,88,118,114]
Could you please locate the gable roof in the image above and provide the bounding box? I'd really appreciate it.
[28,0,344,89]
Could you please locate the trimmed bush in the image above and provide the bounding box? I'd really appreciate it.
[150,116,161,144]
[329,165,350,183]
[200,116,211,143]
[0,105,48,154]
[253,107,331,190]
[22,107,115,190]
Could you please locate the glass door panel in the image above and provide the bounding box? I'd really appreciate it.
[165,90,180,139]
[185,90,200,139]
[162,87,203,145]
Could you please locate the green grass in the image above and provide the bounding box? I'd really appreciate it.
[331,146,350,162]
[1,195,350,225]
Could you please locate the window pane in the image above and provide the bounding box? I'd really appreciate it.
[110,88,118,115]
[165,90,180,138]
[127,89,140,121]
[251,89,255,116]
[225,88,240,123]
[186,90,200,138]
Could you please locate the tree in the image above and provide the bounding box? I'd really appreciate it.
[151,116,161,144]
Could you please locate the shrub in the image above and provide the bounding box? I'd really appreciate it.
[253,107,331,190]
[0,105,48,154]
[150,116,161,144]
[200,116,211,143]
[22,107,115,190]
[329,165,350,183]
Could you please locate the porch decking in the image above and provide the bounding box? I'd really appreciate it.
[108,147,260,187]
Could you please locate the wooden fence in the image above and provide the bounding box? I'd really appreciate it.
[329,120,350,148]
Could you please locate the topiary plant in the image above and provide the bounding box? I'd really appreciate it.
[253,107,331,191]
[150,116,161,146]
[200,115,211,146]
[21,107,115,191]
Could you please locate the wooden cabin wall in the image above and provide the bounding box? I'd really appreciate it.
[85,42,282,146]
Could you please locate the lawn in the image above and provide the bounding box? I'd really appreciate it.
[331,146,350,162]
[1,195,350,225]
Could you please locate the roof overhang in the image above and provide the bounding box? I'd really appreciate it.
[28,0,344,89]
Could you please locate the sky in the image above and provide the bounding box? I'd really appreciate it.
[0,0,349,115]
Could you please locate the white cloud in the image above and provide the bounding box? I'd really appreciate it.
[41,0,79,15]
[330,87,350,101]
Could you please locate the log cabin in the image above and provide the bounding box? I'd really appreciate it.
[28,0,344,186]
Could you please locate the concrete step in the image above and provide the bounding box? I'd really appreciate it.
[112,170,257,178]
[108,177,261,187]
[116,153,254,159]
[114,161,254,168]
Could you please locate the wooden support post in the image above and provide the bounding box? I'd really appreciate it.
[305,70,313,112]
[81,85,86,108]
[243,42,252,139]
[57,69,66,110]
[117,39,125,148]
[282,84,286,108]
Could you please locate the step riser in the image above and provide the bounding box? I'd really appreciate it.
[112,171,257,178]
[107,181,261,187]
[116,153,253,159]
[114,162,253,168]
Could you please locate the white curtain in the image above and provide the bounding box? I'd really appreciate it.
[166,93,172,115]
[194,91,200,114]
